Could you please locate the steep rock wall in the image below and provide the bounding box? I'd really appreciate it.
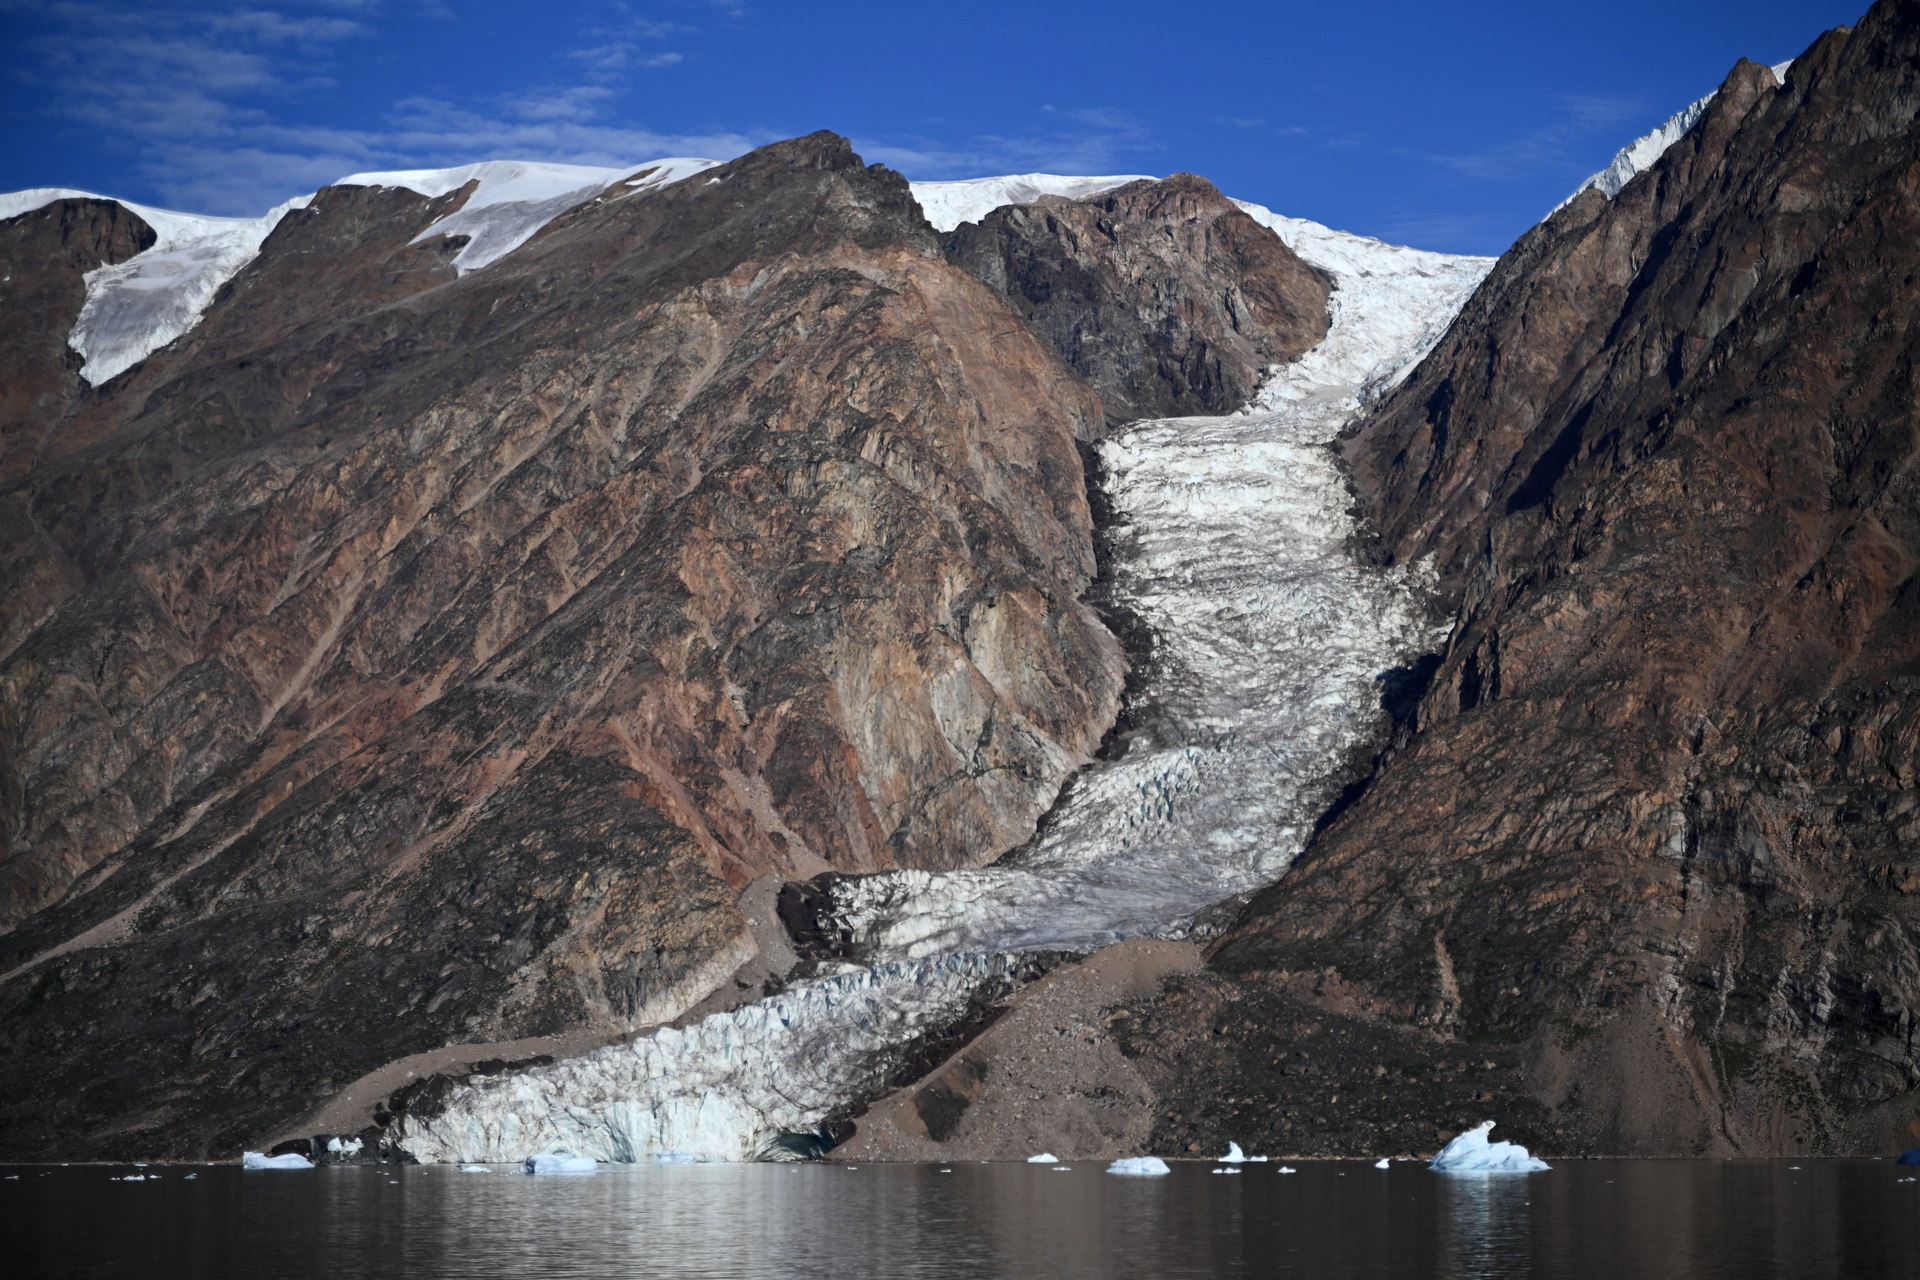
[0,133,1122,1158]
[1128,2,1920,1158]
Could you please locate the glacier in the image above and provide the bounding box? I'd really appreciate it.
[386,187,1493,1165]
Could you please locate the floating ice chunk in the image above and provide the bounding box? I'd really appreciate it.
[458,1165,492,1173]
[1374,1158,1391,1169]
[1220,1142,1247,1163]
[1107,1156,1172,1176]
[1053,1166,1072,1172]
[242,1152,314,1170]
[1428,1122,1550,1173]
[326,1137,363,1156]
[183,1174,196,1181]
[1027,1153,1060,1164]
[1211,1168,1241,1175]
[522,1153,597,1176]
[655,1150,698,1165]
[1277,1166,1297,1174]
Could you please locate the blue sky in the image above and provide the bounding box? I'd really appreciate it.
[0,0,1861,255]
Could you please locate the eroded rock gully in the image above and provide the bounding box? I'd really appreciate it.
[1122,2,1920,1158]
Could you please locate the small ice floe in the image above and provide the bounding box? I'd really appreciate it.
[458,1165,492,1173]
[1250,1156,1269,1162]
[1210,1168,1241,1175]
[522,1154,597,1176]
[1106,1157,1172,1176]
[1277,1166,1297,1174]
[655,1150,698,1165]
[1374,1158,1391,1169]
[1027,1153,1060,1164]
[1220,1143,1247,1163]
[1429,1122,1550,1173]
[119,1175,147,1181]
[184,1174,197,1181]
[1053,1167,1072,1172]
[242,1152,315,1170]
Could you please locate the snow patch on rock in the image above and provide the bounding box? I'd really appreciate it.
[336,157,719,272]
[1557,60,1794,212]
[908,174,1152,232]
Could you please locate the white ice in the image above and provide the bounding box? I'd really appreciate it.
[336,157,719,272]
[1107,1157,1172,1176]
[242,1151,314,1170]
[655,1150,699,1164]
[325,1136,363,1156]
[907,174,1152,233]
[1374,1158,1391,1168]
[458,1165,492,1173]
[1027,1153,1060,1163]
[1277,1167,1297,1174]
[1,155,720,388]
[1557,60,1794,212]
[522,1153,597,1176]
[1220,1143,1247,1163]
[1428,1122,1550,1173]
[1,188,313,385]
[390,181,1493,1167]
[392,953,1033,1165]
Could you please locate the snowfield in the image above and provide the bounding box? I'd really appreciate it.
[908,173,1152,232]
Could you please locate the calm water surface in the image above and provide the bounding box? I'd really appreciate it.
[4,1159,1915,1278]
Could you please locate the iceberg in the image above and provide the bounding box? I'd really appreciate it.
[1106,1157,1172,1177]
[242,1151,314,1170]
[1220,1142,1247,1163]
[1211,1168,1241,1175]
[1428,1122,1550,1173]
[1374,1158,1391,1169]
[1027,1153,1060,1164]
[1277,1167,1297,1174]
[325,1137,363,1157]
[522,1153,597,1176]
[458,1165,492,1173]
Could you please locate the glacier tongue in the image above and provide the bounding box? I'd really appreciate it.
[0,189,313,386]
[392,202,1494,1165]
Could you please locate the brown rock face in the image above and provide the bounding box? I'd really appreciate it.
[0,132,1123,1158]
[0,199,156,482]
[942,174,1332,425]
[1127,3,1920,1158]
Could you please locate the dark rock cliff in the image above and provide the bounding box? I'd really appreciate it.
[942,174,1333,425]
[0,133,1126,1158]
[1123,2,1920,1159]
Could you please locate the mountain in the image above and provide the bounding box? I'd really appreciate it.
[0,134,1332,1159]
[1121,1,1920,1159]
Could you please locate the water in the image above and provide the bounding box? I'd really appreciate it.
[7,1160,1915,1278]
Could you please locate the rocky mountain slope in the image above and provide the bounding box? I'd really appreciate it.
[0,134,1334,1159]
[1125,0,1920,1158]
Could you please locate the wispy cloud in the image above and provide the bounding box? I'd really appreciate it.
[1429,92,1657,184]
[13,1,746,213]
[856,106,1158,181]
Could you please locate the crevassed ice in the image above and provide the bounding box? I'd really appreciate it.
[908,173,1152,232]
[396,194,1494,1164]
[1556,59,1794,212]
[0,188,313,385]
[394,954,1027,1165]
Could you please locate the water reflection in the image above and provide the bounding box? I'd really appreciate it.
[5,1159,1916,1279]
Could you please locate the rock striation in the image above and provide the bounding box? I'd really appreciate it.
[0,133,1127,1159]
[1128,1,1920,1158]
[942,174,1333,425]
